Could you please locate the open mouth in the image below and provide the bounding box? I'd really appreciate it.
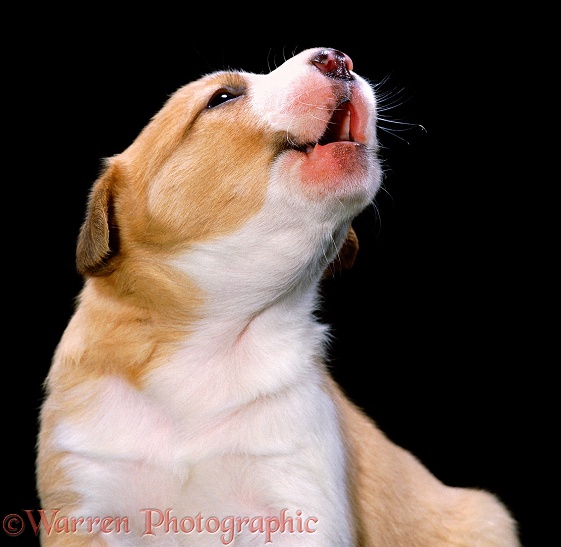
[291,100,358,154]
[318,101,352,145]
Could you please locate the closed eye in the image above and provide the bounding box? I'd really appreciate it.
[206,88,243,109]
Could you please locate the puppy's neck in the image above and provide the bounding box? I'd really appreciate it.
[142,285,329,419]
[77,258,329,403]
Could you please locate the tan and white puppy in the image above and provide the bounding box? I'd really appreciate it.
[37,48,519,546]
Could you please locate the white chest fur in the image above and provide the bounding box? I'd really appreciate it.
[54,303,353,545]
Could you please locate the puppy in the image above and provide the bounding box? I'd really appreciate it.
[37,47,519,546]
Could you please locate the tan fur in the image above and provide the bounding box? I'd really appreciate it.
[325,377,519,546]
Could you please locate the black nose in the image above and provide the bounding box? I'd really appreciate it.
[311,49,354,81]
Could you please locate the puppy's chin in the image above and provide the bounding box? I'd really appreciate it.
[289,143,379,198]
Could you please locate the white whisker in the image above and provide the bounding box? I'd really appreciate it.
[373,72,426,146]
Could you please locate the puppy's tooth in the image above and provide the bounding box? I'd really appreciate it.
[341,109,351,141]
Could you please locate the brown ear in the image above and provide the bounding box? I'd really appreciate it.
[76,163,120,277]
[323,226,359,279]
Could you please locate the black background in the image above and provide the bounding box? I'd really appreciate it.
[2,29,548,547]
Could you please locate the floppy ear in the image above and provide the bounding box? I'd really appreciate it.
[323,226,359,279]
[76,162,120,277]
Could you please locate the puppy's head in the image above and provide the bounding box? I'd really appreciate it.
[76,48,381,313]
